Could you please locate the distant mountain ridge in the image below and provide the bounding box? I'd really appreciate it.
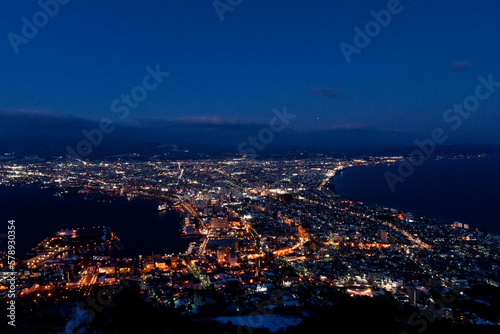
[1,110,499,158]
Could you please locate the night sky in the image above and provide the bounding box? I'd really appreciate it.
[1,0,499,146]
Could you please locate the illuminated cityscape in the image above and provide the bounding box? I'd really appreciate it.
[1,154,499,333]
[1,1,500,333]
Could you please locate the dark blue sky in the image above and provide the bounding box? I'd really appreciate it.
[1,0,499,144]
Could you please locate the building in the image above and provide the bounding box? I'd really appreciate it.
[210,217,229,230]
[377,229,388,243]
[228,253,238,267]
[217,246,230,264]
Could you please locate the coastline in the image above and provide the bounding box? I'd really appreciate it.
[330,155,500,233]
[330,168,444,223]
[0,184,187,258]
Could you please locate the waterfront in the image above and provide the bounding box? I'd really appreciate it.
[333,155,500,233]
[0,185,187,258]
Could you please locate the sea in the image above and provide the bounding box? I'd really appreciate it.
[333,154,500,233]
[0,185,187,258]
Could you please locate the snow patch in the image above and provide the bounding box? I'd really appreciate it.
[215,314,302,332]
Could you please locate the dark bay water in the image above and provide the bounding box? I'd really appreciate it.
[333,155,500,233]
[0,185,186,258]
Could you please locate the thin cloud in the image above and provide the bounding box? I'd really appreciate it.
[451,60,474,71]
[320,122,365,130]
[174,115,254,126]
[131,116,264,131]
[309,87,342,99]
